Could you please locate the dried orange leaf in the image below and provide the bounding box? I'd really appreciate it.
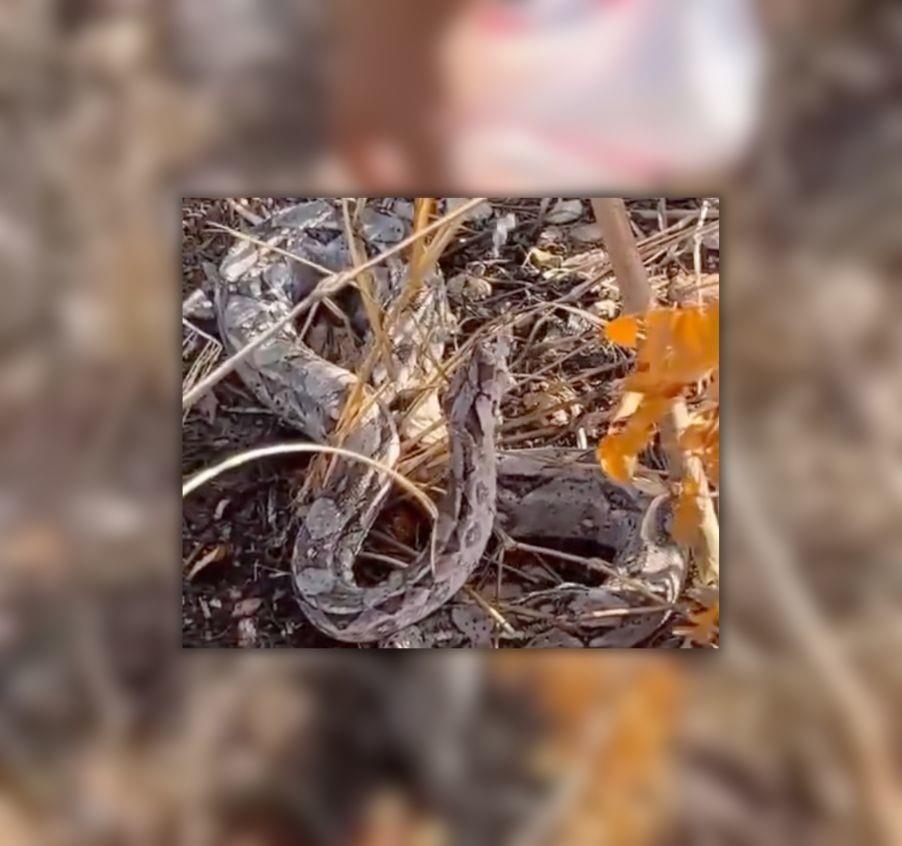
[626,304,718,395]
[598,398,669,483]
[605,315,640,347]
[674,596,719,646]
[610,389,644,422]
[598,434,637,483]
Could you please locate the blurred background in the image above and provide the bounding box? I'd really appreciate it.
[2,0,902,843]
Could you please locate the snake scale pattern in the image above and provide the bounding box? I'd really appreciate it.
[212,200,685,645]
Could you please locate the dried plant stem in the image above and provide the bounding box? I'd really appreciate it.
[182,442,438,521]
[341,198,392,377]
[665,401,720,584]
[591,198,653,314]
[510,540,665,606]
[329,198,466,451]
[592,197,720,583]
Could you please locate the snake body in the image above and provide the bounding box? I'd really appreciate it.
[294,335,509,641]
[214,200,685,644]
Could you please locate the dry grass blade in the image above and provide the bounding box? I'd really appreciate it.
[182,197,488,411]
[331,198,475,449]
[407,197,435,292]
[507,540,665,606]
[330,198,437,444]
[182,319,221,421]
[341,198,392,377]
[463,585,518,637]
[182,442,438,521]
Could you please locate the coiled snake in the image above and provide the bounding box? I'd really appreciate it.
[213,200,685,645]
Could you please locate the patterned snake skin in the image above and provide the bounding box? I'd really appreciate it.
[213,200,685,644]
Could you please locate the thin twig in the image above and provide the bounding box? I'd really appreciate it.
[463,586,519,637]
[591,198,653,313]
[205,221,333,276]
[183,197,487,411]
[509,540,664,605]
[182,442,437,521]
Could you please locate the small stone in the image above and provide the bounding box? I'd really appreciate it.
[570,222,602,243]
[546,199,584,224]
[237,617,258,647]
[448,273,492,301]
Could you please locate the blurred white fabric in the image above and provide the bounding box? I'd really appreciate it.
[443,0,764,190]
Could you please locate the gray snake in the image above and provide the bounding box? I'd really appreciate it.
[212,200,685,644]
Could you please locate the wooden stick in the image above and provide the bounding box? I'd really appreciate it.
[591,198,652,313]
